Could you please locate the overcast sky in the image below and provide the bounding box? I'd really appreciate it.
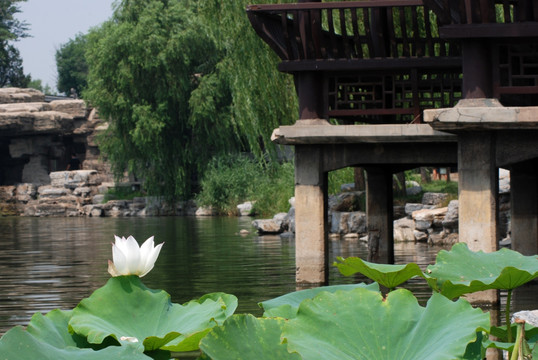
[17,0,115,90]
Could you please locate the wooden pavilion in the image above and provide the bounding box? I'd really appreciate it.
[247,0,538,300]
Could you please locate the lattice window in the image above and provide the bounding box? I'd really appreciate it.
[327,70,462,123]
[497,43,538,88]
[417,71,462,109]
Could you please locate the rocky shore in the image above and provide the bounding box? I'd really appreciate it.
[0,170,197,217]
[250,170,511,245]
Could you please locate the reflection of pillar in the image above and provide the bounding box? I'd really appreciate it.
[365,167,394,263]
[295,145,328,284]
[510,163,538,255]
[458,133,499,304]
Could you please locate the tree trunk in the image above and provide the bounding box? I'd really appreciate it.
[354,167,366,191]
[420,167,432,183]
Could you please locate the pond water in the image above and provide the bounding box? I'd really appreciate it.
[0,216,536,336]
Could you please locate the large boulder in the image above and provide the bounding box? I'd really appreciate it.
[237,201,255,216]
[252,213,288,234]
[393,217,416,242]
[329,191,365,212]
[0,102,51,113]
[412,207,448,231]
[50,170,100,188]
[441,200,459,231]
[49,100,87,118]
[0,88,44,103]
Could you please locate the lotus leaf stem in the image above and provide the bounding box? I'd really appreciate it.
[506,289,513,343]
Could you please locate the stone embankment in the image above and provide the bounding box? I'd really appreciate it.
[0,170,197,217]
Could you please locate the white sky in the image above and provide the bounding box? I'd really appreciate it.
[16,0,115,90]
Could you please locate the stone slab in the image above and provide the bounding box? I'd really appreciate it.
[271,124,455,145]
[424,98,538,130]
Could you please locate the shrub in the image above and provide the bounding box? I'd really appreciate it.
[196,155,295,216]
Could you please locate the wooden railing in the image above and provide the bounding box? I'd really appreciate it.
[425,0,538,25]
[247,1,460,63]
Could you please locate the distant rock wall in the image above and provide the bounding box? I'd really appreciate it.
[0,170,197,217]
[0,87,112,185]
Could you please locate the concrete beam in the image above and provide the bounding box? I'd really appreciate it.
[322,143,457,172]
[272,124,455,145]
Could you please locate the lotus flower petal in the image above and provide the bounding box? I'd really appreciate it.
[108,235,163,277]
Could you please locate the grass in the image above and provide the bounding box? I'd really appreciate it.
[196,154,294,217]
[104,186,145,202]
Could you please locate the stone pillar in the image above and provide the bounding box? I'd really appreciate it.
[458,133,498,252]
[365,167,394,263]
[510,163,538,255]
[295,145,328,284]
[458,133,499,304]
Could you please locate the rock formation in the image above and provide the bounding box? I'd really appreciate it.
[0,88,111,185]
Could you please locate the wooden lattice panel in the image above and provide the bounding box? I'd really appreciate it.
[496,43,538,90]
[327,70,462,123]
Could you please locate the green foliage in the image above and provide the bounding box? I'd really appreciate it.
[0,0,29,87]
[103,186,144,202]
[190,0,298,160]
[196,155,294,216]
[335,257,432,291]
[0,310,152,359]
[0,42,28,86]
[26,77,43,91]
[426,243,538,299]
[196,154,261,215]
[1,243,537,359]
[422,179,458,195]
[260,283,379,319]
[200,315,301,360]
[0,0,28,41]
[69,276,237,353]
[328,167,355,195]
[56,33,88,96]
[202,288,489,360]
[250,161,294,217]
[84,0,297,200]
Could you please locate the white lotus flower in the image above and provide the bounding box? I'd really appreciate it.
[108,235,164,277]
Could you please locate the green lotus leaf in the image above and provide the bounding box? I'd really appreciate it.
[200,314,301,360]
[0,310,151,360]
[260,282,379,319]
[69,276,235,352]
[335,256,431,289]
[282,287,490,360]
[427,243,538,299]
[190,292,238,319]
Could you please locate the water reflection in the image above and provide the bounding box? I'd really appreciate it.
[0,216,536,336]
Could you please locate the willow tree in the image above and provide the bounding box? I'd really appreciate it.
[187,0,297,160]
[84,0,297,199]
